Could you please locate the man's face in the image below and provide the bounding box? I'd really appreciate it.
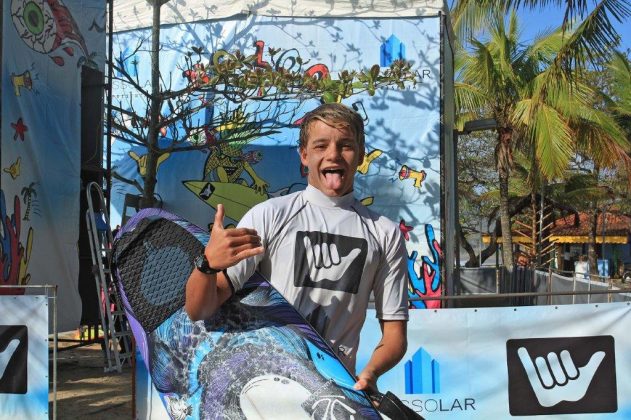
[299,120,365,197]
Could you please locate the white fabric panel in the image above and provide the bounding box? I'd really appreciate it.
[359,303,631,418]
[2,0,106,331]
[113,0,447,32]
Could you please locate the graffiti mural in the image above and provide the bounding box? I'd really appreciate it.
[407,224,443,309]
[0,190,34,295]
[2,0,104,328]
[111,15,444,307]
[10,0,97,67]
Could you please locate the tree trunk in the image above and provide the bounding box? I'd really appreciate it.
[458,225,479,267]
[531,190,537,264]
[497,128,514,273]
[141,1,162,209]
[587,208,598,276]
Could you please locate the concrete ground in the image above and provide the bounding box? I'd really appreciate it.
[50,339,133,419]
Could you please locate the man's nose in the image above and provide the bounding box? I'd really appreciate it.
[325,143,342,159]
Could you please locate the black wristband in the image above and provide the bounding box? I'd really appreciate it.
[194,254,221,275]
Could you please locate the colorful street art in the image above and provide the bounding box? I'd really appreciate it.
[11,70,33,96]
[10,117,28,141]
[3,157,21,180]
[111,15,445,307]
[10,0,97,67]
[407,224,443,309]
[2,0,104,327]
[0,190,34,295]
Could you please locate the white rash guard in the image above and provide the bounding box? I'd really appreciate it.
[226,185,409,372]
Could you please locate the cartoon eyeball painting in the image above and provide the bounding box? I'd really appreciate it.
[11,0,90,66]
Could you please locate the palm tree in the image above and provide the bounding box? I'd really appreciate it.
[455,10,630,272]
[20,182,37,221]
[451,0,630,75]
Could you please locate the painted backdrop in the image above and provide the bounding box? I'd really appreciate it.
[111,13,450,307]
[1,0,106,331]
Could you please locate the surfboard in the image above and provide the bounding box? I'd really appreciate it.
[182,180,267,221]
[111,208,382,420]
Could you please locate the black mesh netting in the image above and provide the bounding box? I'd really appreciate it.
[113,218,204,333]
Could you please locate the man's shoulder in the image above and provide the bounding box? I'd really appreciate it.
[245,189,305,219]
[352,200,399,231]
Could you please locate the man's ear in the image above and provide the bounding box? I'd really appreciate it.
[299,147,308,166]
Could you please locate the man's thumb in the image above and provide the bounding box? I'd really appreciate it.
[213,204,225,230]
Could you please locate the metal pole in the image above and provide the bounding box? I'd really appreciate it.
[540,183,546,265]
[105,0,114,209]
[601,207,607,277]
[408,287,631,302]
[52,285,58,420]
[547,267,552,305]
[479,220,483,267]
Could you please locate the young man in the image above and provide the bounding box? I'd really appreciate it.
[185,103,409,392]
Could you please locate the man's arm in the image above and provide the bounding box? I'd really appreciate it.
[354,319,407,392]
[185,204,264,320]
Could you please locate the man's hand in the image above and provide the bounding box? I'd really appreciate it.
[186,204,264,321]
[204,204,264,270]
[354,369,379,394]
[353,320,407,395]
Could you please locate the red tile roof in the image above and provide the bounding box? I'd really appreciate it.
[552,212,631,237]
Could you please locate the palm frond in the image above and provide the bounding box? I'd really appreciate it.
[454,82,489,120]
[606,51,631,115]
[530,103,574,178]
[452,0,630,71]
[549,0,631,72]
[451,0,508,41]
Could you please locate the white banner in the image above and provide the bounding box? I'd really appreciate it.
[359,302,631,419]
[2,0,106,332]
[0,295,49,419]
[113,0,446,32]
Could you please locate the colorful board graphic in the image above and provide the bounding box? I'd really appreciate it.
[112,208,381,419]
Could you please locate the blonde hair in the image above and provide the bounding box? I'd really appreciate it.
[298,103,365,151]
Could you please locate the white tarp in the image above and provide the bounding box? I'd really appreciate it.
[1,0,105,331]
[113,0,447,32]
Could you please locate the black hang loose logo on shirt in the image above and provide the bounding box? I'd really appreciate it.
[294,231,367,293]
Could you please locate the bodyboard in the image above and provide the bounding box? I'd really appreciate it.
[111,208,382,420]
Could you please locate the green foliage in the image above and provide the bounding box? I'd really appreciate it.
[111,40,420,206]
[454,6,631,269]
[451,0,631,74]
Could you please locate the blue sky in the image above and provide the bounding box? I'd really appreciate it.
[448,2,630,51]
[518,4,631,50]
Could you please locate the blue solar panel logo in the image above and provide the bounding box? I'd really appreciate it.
[380,35,406,67]
[405,347,440,394]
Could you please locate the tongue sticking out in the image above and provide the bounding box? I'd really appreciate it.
[323,171,344,190]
